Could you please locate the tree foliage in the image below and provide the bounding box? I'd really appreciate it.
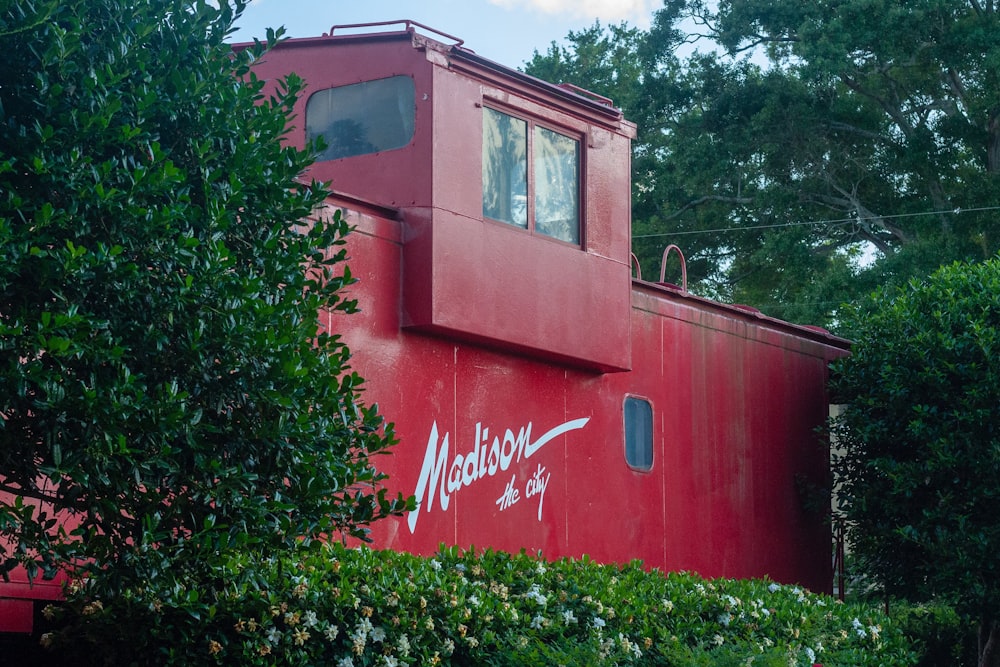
[0,0,409,591]
[830,257,1000,667]
[525,0,1000,328]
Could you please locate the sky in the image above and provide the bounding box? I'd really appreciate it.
[230,0,664,70]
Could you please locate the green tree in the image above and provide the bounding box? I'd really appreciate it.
[0,0,409,593]
[830,257,1000,667]
[526,1,1000,327]
[674,0,1000,316]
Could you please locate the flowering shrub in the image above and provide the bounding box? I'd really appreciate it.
[42,544,915,666]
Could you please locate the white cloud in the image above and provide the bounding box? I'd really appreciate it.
[487,0,658,25]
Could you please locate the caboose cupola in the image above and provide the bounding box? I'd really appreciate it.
[249,21,637,371]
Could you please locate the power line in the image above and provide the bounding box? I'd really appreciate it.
[632,205,1000,239]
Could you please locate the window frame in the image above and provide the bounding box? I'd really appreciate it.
[481,104,584,247]
[623,395,654,472]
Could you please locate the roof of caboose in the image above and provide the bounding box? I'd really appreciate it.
[237,20,636,136]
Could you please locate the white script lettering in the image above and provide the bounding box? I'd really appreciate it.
[407,417,589,533]
[495,474,520,511]
[524,463,550,521]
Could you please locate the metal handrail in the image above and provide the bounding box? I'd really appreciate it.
[328,20,465,47]
[630,253,642,281]
[556,82,615,108]
[659,244,687,291]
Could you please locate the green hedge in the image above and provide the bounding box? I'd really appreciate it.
[43,544,915,666]
[887,600,977,667]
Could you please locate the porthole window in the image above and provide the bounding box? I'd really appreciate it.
[624,396,653,471]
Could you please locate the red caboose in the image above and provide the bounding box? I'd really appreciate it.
[0,20,849,634]
[250,22,849,587]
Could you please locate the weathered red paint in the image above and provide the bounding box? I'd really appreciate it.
[0,22,850,632]
[333,204,846,591]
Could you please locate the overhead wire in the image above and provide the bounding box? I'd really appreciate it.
[632,205,1000,239]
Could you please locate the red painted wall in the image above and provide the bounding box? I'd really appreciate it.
[329,202,848,594]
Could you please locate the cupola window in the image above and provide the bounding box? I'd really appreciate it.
[306,76,415,161]
[482,107,580,245]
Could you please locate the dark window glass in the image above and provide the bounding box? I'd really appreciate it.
[624,396,653,471]
[306,76,415,161]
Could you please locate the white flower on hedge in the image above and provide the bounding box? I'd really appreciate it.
[336,658,355,667]
[530,614,547,629]
[355,618,374,638]
[266,627,281,645]
[397,634,411,656]
[711,634,724,646]
[370,626,387,643]
[718,612,731,627]
[382,657,399,667]
[767,583,781,593]
[443,638,456,655]
[618,632,641,657]
[562,609,578,625]
[805,647,816,662]
[526,584,547,606]
[536,562,546,575]
[303,611,318,628]
[469,594,481,607]
[869,624,881,640]
[662,599,674,613]
[324,625,340,641]
[430,559,442,571]
[591,616,606,629]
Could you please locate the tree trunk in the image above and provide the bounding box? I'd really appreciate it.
[980,618,999,667]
